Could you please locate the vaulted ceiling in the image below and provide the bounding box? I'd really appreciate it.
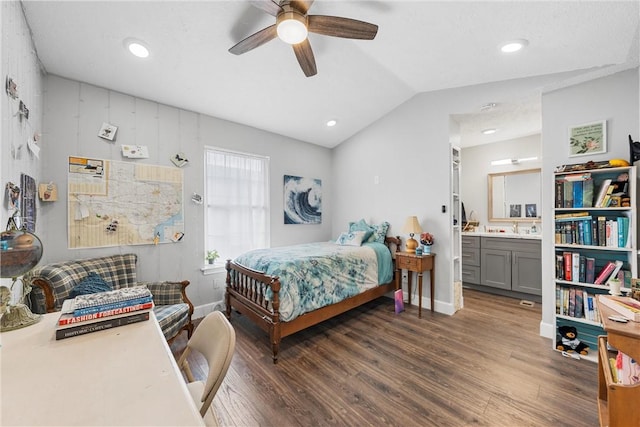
[21,1,639,148]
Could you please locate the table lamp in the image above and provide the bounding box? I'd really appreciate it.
[0,212,44,331]
[402,215,422,253]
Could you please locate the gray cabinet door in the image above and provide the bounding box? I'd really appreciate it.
[480,249,511,290]
[511,250,542,295]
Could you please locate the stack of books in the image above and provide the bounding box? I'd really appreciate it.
[56,286,154,340]
[599,295,640,322]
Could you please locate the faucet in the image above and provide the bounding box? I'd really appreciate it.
[512,222,519,234]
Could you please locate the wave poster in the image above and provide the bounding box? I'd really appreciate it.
[284,175,322,224]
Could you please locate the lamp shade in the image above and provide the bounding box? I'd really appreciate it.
[402,216,423,235]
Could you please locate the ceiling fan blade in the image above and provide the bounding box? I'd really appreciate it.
[249,0,282,17]
[229,25,278,55]
[307,15,378,40]
[292,39,317,77]
[290,0,314,14]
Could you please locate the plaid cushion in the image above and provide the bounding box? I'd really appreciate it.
[154,303,190,340]
[139,281,185,305]
[26,254,138,313]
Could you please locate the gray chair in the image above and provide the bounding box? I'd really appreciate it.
[177,311,236,427]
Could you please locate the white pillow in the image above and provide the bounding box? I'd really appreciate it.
[336,230,367,246]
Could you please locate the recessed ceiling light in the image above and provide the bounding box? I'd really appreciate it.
[124,38,150,58]
[482,128,498,135]
[326,119,337,127]
[480,103,497,112]
[500,39,528,53]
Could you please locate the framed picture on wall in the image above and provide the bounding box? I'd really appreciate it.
[569,120,607,157]
[509,204,521,218]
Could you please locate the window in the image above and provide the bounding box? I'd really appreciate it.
[204,147,270,263]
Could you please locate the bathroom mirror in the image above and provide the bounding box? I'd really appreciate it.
[488,168,541,222]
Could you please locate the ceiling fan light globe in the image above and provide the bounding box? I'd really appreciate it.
[277,19,308,44]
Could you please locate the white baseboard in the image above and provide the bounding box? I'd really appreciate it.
[539,319,555,339]
[193,300,224,320]
[398,292,455,316]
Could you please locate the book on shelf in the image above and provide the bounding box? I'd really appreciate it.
[574,289,584,319]
[578,257,586,285]
[57,301,154,327]
[55,311,150,340]
[568,287,576,317]
[617,216,630,248]
[573,180,583,208]
[605,262,624,287]
[594,179,613,207]
[594,261,623,285]
[585,257,596,284]
[597,216,606,246]
[598,295,640,322]
[563,252,572,281]
[582,178,594,208]
[555,211,590,220]
[583,289,592,321]
[73,286,152,310]
[556,254,564,279]
[571,253,580,283]
[62,294,154,317]
[563,180,573,208]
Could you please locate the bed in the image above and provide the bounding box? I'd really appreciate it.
[225,231,401,363]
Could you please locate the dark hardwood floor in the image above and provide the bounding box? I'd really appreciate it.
[171,289,599,427]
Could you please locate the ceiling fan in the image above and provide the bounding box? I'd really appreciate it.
[228,0,378,77]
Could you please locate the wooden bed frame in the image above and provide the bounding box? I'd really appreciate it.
[225,236,401,363]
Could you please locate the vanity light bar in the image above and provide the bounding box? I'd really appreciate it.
[490,156,538,166]
[490,158,513,166]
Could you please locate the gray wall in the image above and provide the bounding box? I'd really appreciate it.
[333,75,576,314]
[0,1,44,296]
[39,75,333,315]
[540,67,639,338]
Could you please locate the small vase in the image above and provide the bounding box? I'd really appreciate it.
[423,245,431,254]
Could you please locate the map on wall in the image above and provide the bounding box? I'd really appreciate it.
[67,156,184,249]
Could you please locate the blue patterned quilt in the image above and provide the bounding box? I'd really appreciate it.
[234,242,394,322]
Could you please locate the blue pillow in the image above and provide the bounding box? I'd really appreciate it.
[348,219,374,242]
[69,272,112,299]
[366,221,390,244]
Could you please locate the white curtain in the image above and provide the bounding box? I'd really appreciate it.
[205,148,270,262]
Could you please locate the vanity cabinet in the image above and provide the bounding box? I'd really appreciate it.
[461,235,480,284]
[462,235,541,297]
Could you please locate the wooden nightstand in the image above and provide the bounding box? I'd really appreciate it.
[396,252,435,317]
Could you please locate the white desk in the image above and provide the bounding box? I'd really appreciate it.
[0,312,204,426]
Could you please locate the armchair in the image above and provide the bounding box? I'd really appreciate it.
[25,253,193,343]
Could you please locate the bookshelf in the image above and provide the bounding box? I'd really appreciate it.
[596,300,640,427]
[553,166,637,362]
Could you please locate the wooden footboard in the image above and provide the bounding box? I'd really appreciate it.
[225,236,401,363]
